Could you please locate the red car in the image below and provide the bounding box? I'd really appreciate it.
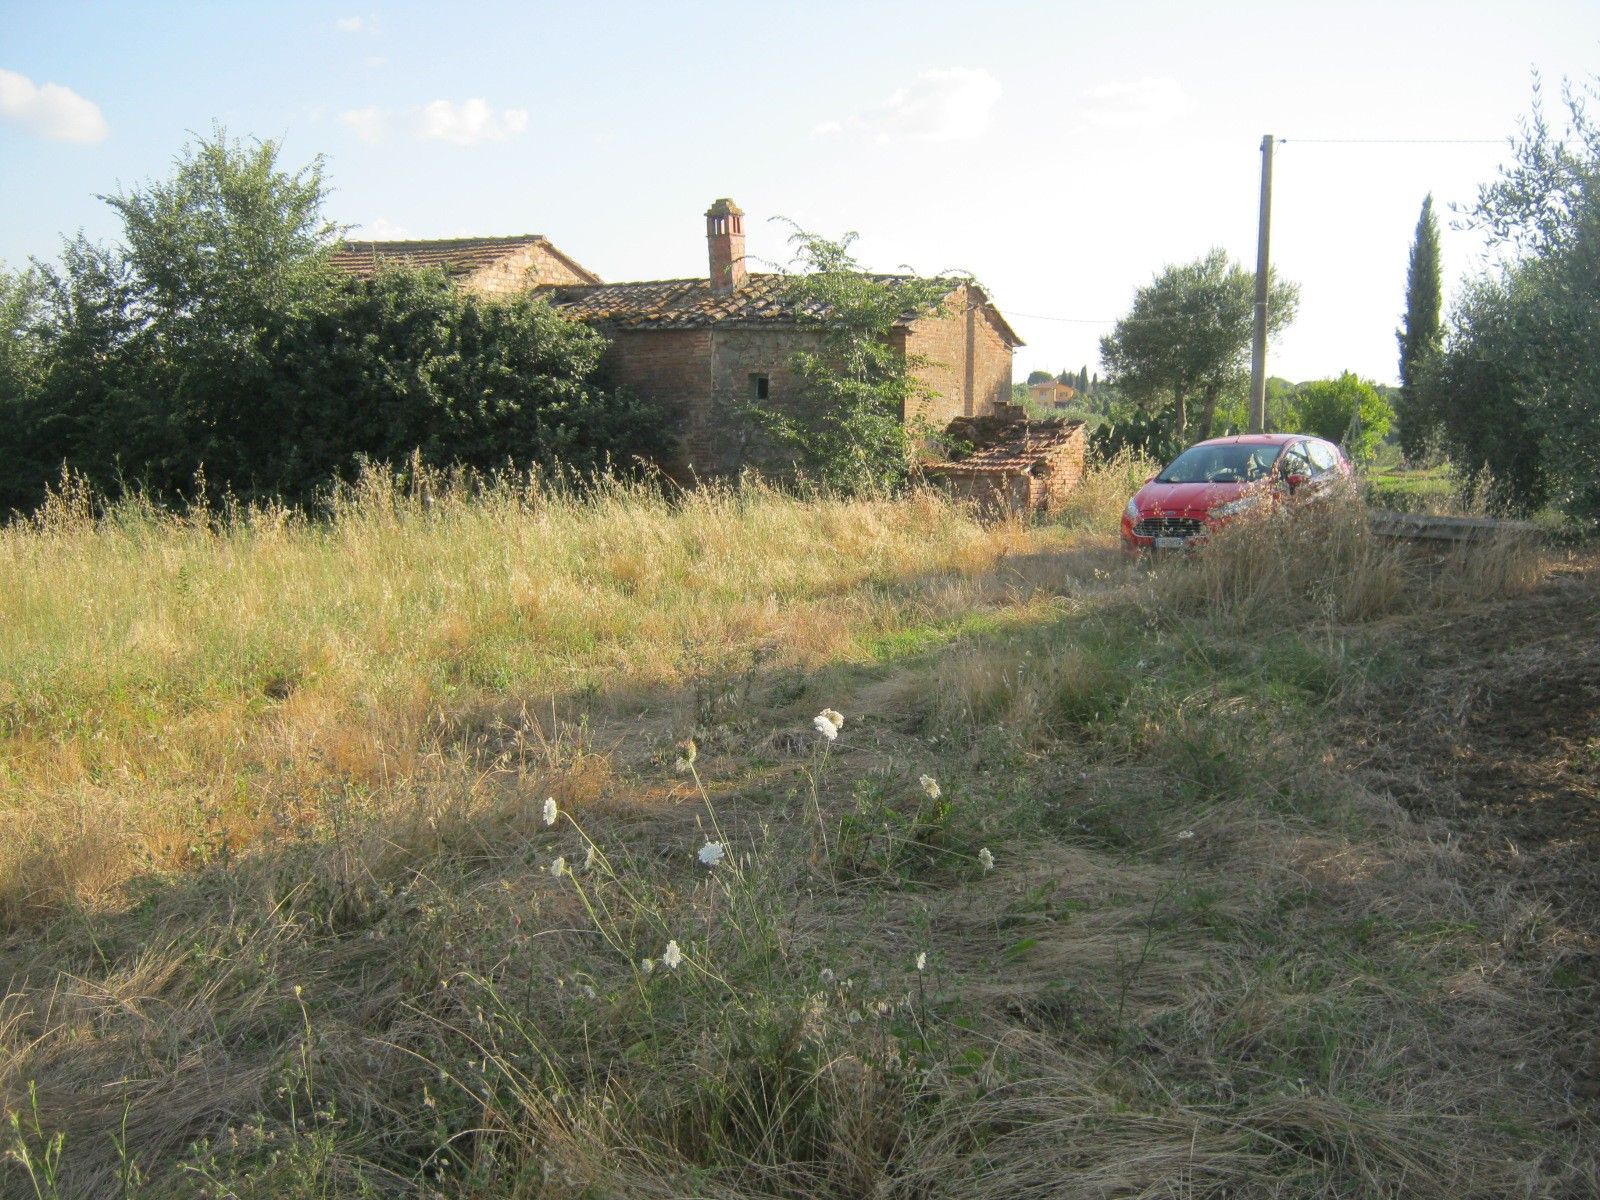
[1121,433,1352,551]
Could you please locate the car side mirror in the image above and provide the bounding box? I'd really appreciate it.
[1145,473,1158,484]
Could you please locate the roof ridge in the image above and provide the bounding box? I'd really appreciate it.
[334,234,550,252]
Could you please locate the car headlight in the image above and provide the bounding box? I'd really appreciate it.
[1211,494,1260,518]
[1125,497,1141,520]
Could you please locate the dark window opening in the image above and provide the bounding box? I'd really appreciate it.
[751,373,770,401]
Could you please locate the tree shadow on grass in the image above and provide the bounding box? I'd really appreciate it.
[0,535,1160,1194]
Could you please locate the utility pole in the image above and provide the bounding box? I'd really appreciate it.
[1248,134,1275,433]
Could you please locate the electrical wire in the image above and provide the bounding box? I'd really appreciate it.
[1281,137,1503,145]
[1002,136,1503,327]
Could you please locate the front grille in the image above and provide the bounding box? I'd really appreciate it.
[1133,516,1204,538]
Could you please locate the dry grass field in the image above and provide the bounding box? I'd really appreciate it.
[3,463,1595,1199]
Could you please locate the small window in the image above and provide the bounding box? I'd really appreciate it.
[750,374,770,401]
[1306,441,1338,473]
[1280,444,1313,480]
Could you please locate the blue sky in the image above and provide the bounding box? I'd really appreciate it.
[2,0,1596,384]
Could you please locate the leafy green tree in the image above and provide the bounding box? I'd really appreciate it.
[752,225,953,493]
[4,129,341,504]
[1,128,665,514]
[1099,248,1298,444]
[1395,194,1443,458]
[1426,75,1600,521]
[0,265,51,511]
[1423,270,1549,513]
[260,267,664,502]
[0,265,44,399]
[1294,372,1393,461]
[1026,369,1056,385]
[2,238,164,511]
[106,126,339,340]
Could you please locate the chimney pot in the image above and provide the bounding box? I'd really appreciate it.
[706,197,746,294]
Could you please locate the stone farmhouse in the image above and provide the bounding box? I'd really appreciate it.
[333,200,1081,504]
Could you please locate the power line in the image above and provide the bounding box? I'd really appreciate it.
[1282,137,1503,145]
[1006,134,1505,330]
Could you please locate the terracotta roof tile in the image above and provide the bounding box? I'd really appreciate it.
[928,421,1085,476]
[330,235,555,279]
[545,273,939,330]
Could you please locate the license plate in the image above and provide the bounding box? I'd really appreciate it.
[1153,536,1188,550]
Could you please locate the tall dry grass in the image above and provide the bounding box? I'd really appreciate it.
[0,469,1041,928]
[1146,493,1546,627]
[2,462,1588,1199]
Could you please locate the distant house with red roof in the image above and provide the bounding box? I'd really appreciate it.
[1027,379,1077,409]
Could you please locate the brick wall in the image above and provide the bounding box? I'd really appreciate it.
[1033,424,1087,508]
[898,283,1016,436]
[590,284,1018,480]
[706,328,818,475]
[593,328,712,476]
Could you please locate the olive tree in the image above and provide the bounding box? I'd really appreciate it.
[1100,248,1298,444]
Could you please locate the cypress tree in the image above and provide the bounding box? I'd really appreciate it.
[1396,194,1443,459]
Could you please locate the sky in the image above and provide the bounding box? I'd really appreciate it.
[2,0,1596,386]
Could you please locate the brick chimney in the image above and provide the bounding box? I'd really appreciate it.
[705,198,746,294]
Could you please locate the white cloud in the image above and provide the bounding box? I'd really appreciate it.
[349,217,410,239]
[339,104,388,142]
[335,16,365,33]
[336,98,532,147]
[414,98,529,145]
[1077,77,1193,131]
[812,67,1001,144]
[0,68,108,143]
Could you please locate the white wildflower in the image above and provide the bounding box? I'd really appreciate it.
[675,738,697,773]
[919,774,941,800]
[662,940,684,970]
[640,958,655,975]
[582,984,597,1001]
[813,712,839,741]
[821,708,844,730]
[1177,829,1195,841]
[915,951,927,972]
[697,841,726,868]
[583,844,597,871]
[978,847,995,872]
[551,855,568,878]
[542,797,558,827]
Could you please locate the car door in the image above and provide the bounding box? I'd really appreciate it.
[1278,441,1314,498]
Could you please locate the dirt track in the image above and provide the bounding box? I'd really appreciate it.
[1346,553,1600,1105]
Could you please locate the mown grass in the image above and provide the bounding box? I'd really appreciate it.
[3,465,1593,1199]
[1363,462,1458,513]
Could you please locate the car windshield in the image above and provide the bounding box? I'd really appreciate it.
[1156,443,1280,484]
